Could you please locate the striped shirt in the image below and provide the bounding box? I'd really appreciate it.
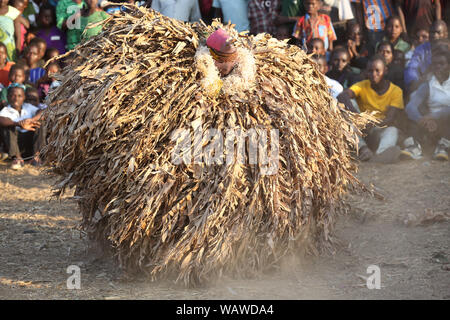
[29,68,46,84]
[351,0,394,31]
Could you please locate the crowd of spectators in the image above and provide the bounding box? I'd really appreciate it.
[0,0,449,169]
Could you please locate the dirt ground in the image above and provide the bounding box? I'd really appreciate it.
[0,158,449,300]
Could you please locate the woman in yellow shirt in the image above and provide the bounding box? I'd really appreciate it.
[338,55,404,163]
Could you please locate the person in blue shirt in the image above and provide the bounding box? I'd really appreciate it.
[404,20,448,94]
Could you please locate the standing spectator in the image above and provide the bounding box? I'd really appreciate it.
[337,55,405,163]
[212,0,250,33]
[23,0,40,28]
[357,0,395,54]
[404,20,448,93]
[292,0,337,51]
[10,0,30,53]
[35,4,67,55]
[248,0,280,36]
[29,37,47,67]
[404,28,429,66]
[25,42,45,84]
[0,43,14,87]
[395,0,441,37]
[80,0,109,40]
[56,0,87,51]
[376,15,411,53]
[151,0,202,22]
[346,22,369,69]
[199,0,214,24]
[276,0,305,33]
[0,0,22,61]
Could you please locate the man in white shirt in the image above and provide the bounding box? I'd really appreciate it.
[0,85,43,169]
[212,0,250,33]
[151,0,202,22]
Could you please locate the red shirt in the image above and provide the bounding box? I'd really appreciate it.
[292,13,337,50]
[0,61,15,87]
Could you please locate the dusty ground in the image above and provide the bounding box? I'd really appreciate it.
[0,158,449,300]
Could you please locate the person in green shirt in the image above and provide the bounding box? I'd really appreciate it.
[80,0,109,40]
[376,15,411,54]
[56,0,87,51]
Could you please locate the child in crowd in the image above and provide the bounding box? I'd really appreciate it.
[10,0,30,53]
[34,4,66,55]
[377,41,405,89]
[80,0,109,40]
[337,55,404,163]
[404,28,429,66]
[37,61,60,101]
[0,43,15,87]
[45,47,59,61]
[376,16,411,53]
[0,64,30,108]
[292,0,336,51]
[307,38,326,56]
[346,22,369,70]
[0,84,44,169]
[25,42,45,84]
[56,0,86,51]
[311,53,343,99]
[401,46,450,161]
[25,86,46,109]
[326,47,362,88]
[29,37,47,67]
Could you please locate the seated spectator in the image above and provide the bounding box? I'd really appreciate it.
[377,41,405,89]
[34,4,66,55]
[10,0,30,53]
[337,55,404,163]
[0,64,29,108]
[404,20,448,94]
[248,0,280,36]
[401,46,450,161]
[292,0,336,51]
[25,42,45,84]
[326,47,362,88]
[376,15,411,54]
[0,84,44,169]
[80,0,109,40]
[405,28,429,66]
[311,53,343,99]
[346,21,369,70]
[0,43,15,87]
[276,23,293,42]
[36,61,60,101]
[307,38,326,56]
[25,86,46,109]
[56,0,87,51]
